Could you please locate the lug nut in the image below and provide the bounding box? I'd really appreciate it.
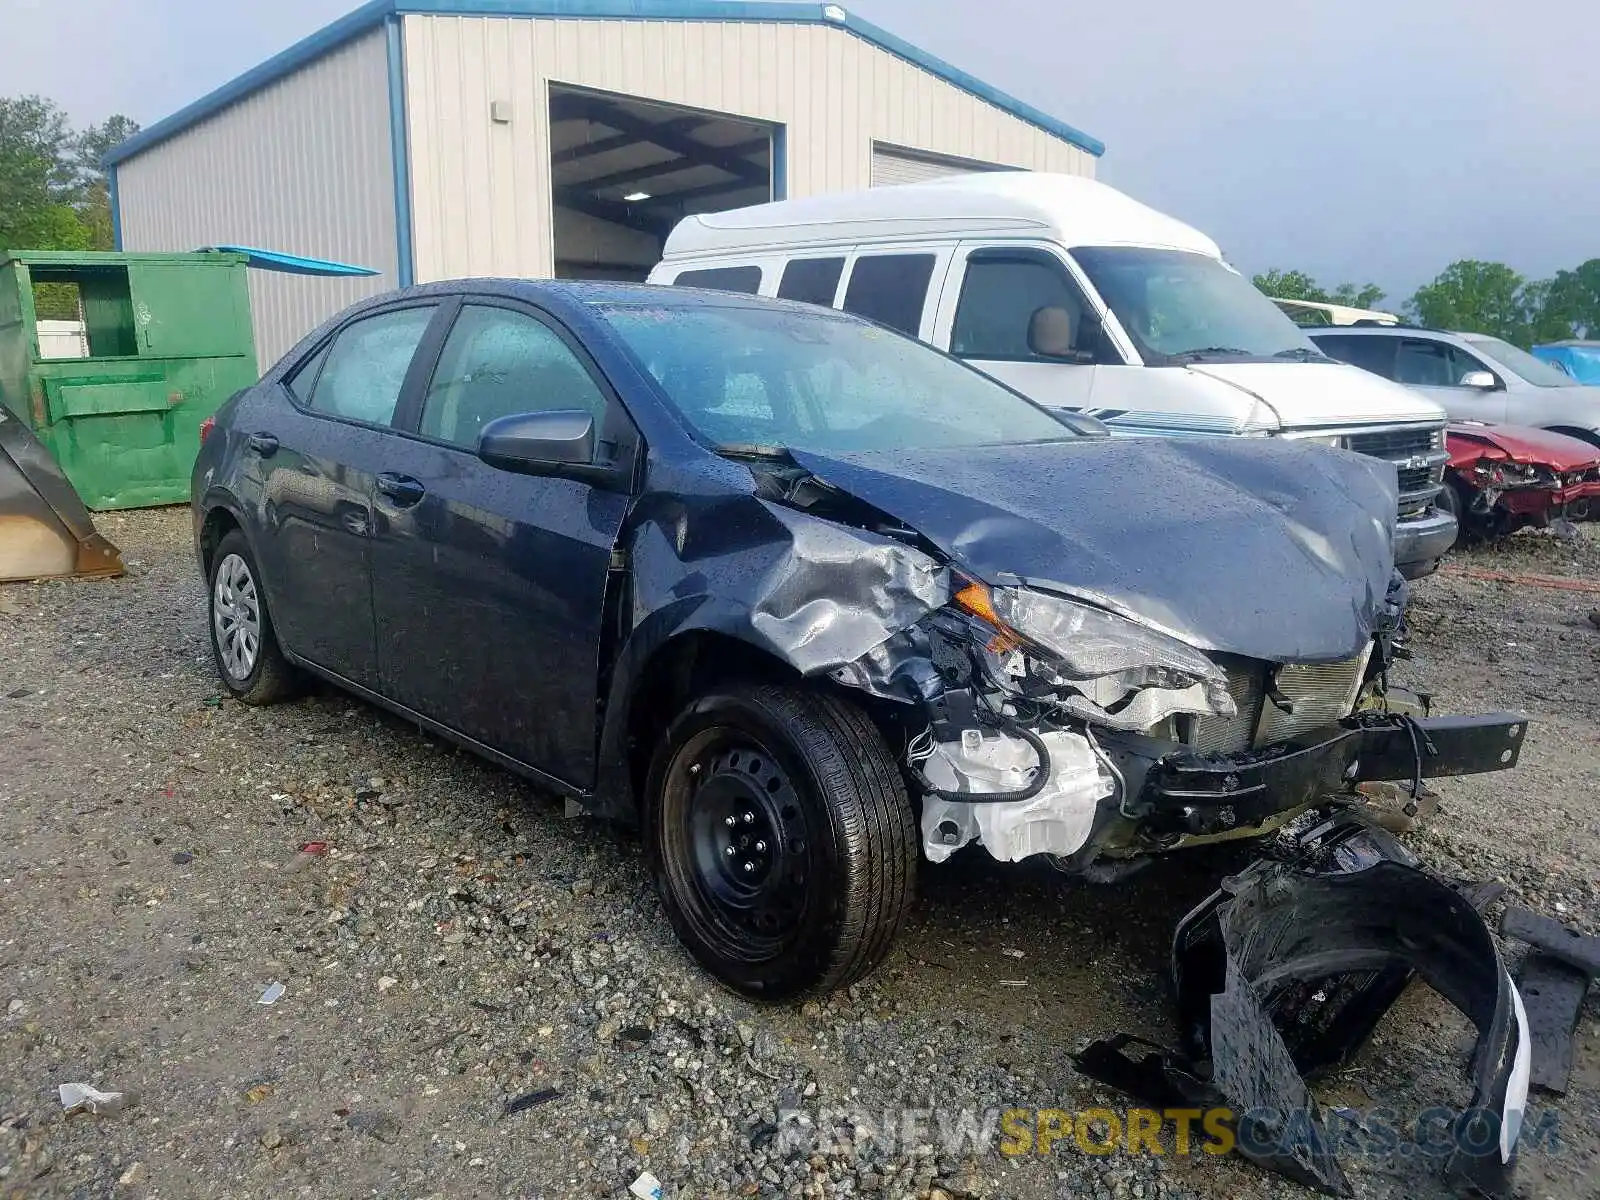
[724,815,736,827]
[725,845,736,857]
[742,861,756,873]
[742,811,755,824]
[754,840,767,853]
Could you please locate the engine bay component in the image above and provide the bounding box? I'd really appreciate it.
[915,727,1114,863]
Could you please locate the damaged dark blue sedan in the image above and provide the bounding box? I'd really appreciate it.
[192,281,1527,1004]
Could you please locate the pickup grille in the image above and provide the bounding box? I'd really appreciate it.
[1185,649,1371,755]
[1346,427,1439,461]
[1344,424,1447,516]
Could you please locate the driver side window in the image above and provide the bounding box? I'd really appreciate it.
[950,251,1107,364]
[419,305,608,452]
[1394,339,1487,388]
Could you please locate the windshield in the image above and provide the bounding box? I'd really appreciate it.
[1461,335,1577,388]
[595,301,1079,454]
[1070,246,1319,363]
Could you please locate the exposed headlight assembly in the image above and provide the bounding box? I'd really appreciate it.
[954,581,1236,732]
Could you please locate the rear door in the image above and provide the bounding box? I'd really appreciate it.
[250,301,444,689]
[368,299,634,788]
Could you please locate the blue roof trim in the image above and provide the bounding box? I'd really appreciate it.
[103,0,1102,167]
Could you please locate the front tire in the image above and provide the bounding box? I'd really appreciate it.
[208,530,299,705]
[645,684,917,1000]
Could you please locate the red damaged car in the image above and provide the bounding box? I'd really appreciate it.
[1439,421,1600,540]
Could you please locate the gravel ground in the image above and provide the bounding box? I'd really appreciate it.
[1,507,1596,1200]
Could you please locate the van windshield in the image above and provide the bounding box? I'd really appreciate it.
[595,300,1083,454]
[1071,246,1321,365]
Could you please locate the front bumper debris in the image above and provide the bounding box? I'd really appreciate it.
[1075,813,1531,1198]
[1499,906,1600,1096]
[1119,712,1528,840]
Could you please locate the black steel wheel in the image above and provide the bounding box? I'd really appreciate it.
[645,684,916,1000]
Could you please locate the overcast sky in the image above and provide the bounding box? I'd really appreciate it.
[6,0,1596,302]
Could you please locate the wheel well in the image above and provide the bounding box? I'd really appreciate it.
[198,507,241,578]
[1545,425,1600,450]
[623,632,801,801]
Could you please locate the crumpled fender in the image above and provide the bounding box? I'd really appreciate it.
[586,485,948,817]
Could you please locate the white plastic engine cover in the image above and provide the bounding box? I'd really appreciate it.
[920,729,1114,864]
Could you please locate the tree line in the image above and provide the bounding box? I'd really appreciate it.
[1253,261,1600,348]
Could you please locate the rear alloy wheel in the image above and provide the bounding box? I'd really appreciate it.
[645,684,916,1000]
[208,530,299,705]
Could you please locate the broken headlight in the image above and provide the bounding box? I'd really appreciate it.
[956,582,1236,731]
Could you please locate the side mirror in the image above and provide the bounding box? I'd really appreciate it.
[1459,370,1498,390]
[479,410,596,473]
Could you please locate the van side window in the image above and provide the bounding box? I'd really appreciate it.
[777,257,846,306]
[952,251,1098,363]
[841,254,936,336]
[673,266,763,294]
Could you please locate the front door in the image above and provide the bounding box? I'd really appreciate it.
[251,302,442,689]
[932,244,1106,413]
[369,300,631,787]
[1392,337,1508,423]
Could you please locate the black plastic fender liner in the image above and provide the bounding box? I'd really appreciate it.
[1076,814,1531,1199]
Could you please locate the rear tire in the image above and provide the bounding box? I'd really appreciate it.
[645,684,917,1000]
[208,530,299,705]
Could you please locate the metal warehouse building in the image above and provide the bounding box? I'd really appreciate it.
[105,0,1103,365]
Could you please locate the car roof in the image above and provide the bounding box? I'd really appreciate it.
[370,277,839,319]
[659,172,1222,259]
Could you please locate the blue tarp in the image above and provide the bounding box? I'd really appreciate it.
[1532,342,1600,384]
[198,246,379,277]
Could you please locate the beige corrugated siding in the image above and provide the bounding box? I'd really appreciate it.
[403,15,1094,282]
[115,29,398,368]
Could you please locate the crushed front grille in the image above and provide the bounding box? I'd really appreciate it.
[1185,658,1263,755]
[1184,649,1371,755]
[1255,646,1373,745]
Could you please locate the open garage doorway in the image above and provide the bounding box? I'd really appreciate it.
[549,87,775,281]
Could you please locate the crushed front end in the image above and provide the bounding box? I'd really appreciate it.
[1447,422,1600,533]
[837,572,1527,874]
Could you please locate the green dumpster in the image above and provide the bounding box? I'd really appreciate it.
[0,250,258,510]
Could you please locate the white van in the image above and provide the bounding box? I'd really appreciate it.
[649,173,1456,578]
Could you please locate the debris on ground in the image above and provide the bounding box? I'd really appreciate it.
[628,1171,663,1200]
[257,981,286,1006]
[58,1083,125,1114]
[502,1088,561,1117]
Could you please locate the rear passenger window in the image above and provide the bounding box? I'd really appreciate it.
[673,266,763,294]
[285,341,332,404]
[1314,335,1398,379]
[307,306,436,425]
[777,257,845,307]
[841,254,936,336]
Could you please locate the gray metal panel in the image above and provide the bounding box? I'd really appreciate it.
[115,29,398,369]
[402,14,1095,282]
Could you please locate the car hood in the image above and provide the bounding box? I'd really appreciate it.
[1448,422,1600,469]
[1186,361,1445,429]
[788,437,1398,664]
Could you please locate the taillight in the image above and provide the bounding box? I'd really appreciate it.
[200,416,215,444]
